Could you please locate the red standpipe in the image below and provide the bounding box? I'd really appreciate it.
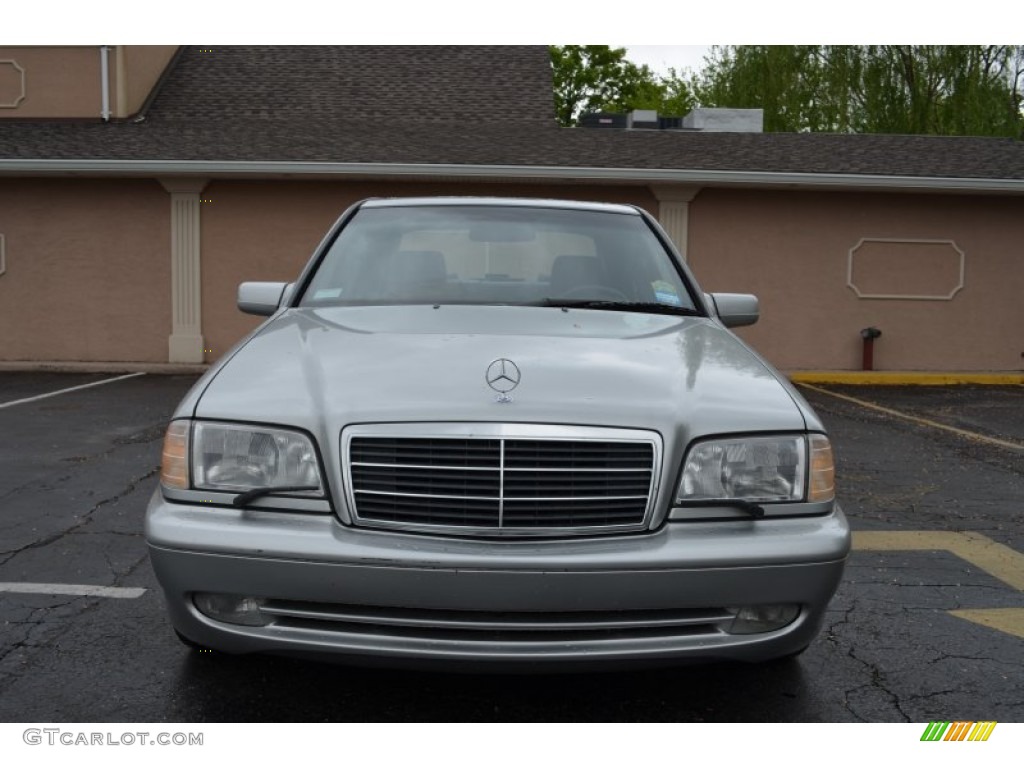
[860,327,882,371]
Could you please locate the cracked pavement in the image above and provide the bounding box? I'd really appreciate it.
[0,373,1021,722]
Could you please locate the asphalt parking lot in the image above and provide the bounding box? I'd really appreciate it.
[0,372,1021,722]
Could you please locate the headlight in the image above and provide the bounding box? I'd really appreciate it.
[676,434,834,504]
[160,420,323,497]
[192,422,323,494]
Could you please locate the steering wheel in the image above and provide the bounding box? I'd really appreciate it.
[557,285,629,302]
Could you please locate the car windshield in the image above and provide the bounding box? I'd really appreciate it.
[299,204,699,312]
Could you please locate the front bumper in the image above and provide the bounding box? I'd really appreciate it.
[146,492,850,668]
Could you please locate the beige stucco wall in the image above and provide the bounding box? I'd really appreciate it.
[0,179,170,362]
[198,180,658,362]
[0,47,100,117]
[687,188,1024,371]
[0,46,175,118]
[116,46,177,116]
[2,176,1020,372]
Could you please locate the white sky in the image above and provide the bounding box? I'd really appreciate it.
[5,2,1021,43]
[624,46,714,77]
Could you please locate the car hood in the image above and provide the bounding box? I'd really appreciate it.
[194,305,807,439]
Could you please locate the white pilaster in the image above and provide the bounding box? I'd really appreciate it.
[651,186,701,263]
[160,178,208,363]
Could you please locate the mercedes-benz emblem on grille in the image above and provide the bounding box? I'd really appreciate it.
[486,358,521,399]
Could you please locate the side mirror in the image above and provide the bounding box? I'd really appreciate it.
[709,292,759,328]
[238,281,288,316]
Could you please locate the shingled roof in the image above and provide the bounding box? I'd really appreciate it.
[1,45,1023,184]
[146,46,556,125]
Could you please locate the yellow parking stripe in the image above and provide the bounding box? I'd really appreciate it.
[853,531,1024,640]
[948,609,1024,640]
[798,383,1024,453]
[853,531,1024,592]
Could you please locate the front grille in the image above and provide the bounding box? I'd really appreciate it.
[345,426,659,535]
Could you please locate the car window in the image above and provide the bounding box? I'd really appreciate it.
[300,205,698,310]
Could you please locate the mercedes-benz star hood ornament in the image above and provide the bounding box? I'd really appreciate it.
[486,358,520,403]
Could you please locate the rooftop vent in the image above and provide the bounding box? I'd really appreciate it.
[682,108,764,133]
[627,109,659,130]
[579,112,627,129]
[579,108,764,133]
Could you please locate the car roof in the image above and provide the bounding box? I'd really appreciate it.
[360,197,642,215]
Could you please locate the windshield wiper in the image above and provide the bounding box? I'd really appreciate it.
[232,486,321,508]
[538,299,701,316]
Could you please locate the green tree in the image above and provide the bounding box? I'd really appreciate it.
[694,45,1024,137]
[655,68,697,118]
[549,46,696,126]
[550,46,634,126]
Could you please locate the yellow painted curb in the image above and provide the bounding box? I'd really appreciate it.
[788,371,1024,385]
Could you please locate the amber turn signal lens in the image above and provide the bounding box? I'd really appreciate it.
[808,434,835,502]
[160,421,190,489]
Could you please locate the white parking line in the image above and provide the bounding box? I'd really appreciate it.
[0,372,145,410]
[0,583,146,599]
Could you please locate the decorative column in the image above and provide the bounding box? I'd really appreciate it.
[159,178,208,363]
[651,185,701,263]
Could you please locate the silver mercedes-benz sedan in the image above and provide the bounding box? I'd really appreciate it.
[146,197,849,668]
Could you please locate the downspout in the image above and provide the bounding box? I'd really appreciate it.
[100,45,111,121]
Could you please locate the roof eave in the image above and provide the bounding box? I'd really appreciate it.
[0,159,1022,194]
